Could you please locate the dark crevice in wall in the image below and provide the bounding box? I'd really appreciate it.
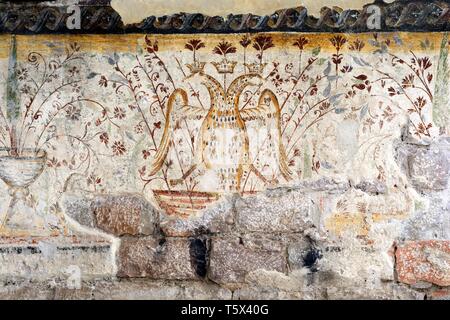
[302,247,322,272]
[188,235,210,278]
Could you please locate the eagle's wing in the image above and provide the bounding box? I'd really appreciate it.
[149,88,205,176]
[240,89,292,181]
[180,104,206,120]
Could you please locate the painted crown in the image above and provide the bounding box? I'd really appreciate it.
[211,59,237,74]
[186,61,206,74]
[245,62,267,74]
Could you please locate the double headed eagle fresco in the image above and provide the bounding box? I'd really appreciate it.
[148,60,292,194]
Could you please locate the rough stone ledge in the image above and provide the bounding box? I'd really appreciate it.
[0,279,232,300]
[62,193,160,237]
[0,278,435,300]
[0,235,116,281]
[62,177,355,239]
[160,180,344,237]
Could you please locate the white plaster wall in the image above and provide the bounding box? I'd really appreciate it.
[111,0,396,24]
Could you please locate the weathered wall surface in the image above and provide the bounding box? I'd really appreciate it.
[0,0,449,300]
[111,0,396,24]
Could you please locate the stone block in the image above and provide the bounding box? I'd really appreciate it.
[117,237,201,280]
[63,193,159,237]
[235,190,320,233]
[208,237,286,285]
[407,139,449,191]
[91,194,158,236]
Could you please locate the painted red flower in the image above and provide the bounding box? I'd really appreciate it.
[330,35,347,52]
[114,106,126,119]
[112,141,126,156]
[239,35,252,48]
[185,39,205,52]
[252,35,275,52]
[135,124,144,134]
[348,39,365,51]
[292,36,309,51]
[142,150,151,159]
[87,174,102,186]
[98,75,108,87]
[213,41,237,56]
[99,132,109,146]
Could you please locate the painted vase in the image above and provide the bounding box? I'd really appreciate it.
[0,148,52,237]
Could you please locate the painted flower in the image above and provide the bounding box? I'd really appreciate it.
[70,42,81,52]
[65,105,81,121]
[16,67,28,80]
[87,174,102,186]
[340,65,353,73]
[68,66,80,77]
[135,124,144,134]
[142,149,151,159]
[145,35,159,53]
[252,35,275,52]
[292,36,309,50]
[98,75,108,87]
[348,39,365,51]
[239,35,252,48]
[185,39,205,52]
[47,157,61,168]
[319,102,331,111]
[330,35,347,52]
[401,74,415,88]
[213,41,237,56]
[20,84,32,95]
[71,82,81,93]
[99,132,109,146]
[271,74,284,87]
[112,141,126,156]
[414,96,427,110]
[417,57,432,70]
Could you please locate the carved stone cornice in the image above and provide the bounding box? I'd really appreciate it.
[0,0,449,34]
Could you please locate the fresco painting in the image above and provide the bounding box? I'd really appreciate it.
[0,32,444,237]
